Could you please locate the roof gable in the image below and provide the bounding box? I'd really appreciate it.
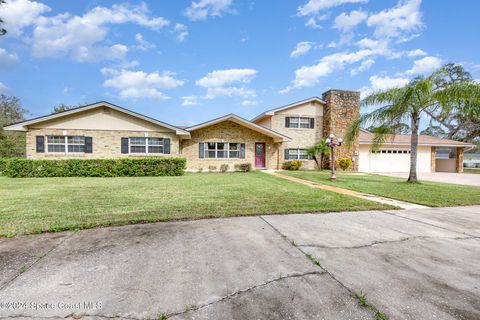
[187,114,291,142]
[251,97,325,123]
[4,101,190,136]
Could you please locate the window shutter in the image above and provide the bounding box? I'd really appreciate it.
[36,136,45,153]
[199,143,205,158]
[121,137,129,154]
[310,118,315,128]
[284,148,289,160]
[164,138,170,154]
[285,117,290,128]
[84,137,93,153]
[240,143,246,159]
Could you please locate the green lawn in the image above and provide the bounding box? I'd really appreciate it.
[283,171,480,207]
[0,172,393,237]
[464,168,480,174]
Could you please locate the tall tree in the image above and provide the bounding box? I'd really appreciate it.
[346,69,480,182]
[306,140,330,170]
[0,95,29,157]
[0,0,6,36]
[423,63,480,142]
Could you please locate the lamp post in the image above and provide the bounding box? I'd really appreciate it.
[325,134,343,181]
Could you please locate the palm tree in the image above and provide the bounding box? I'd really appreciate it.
[306,140,330,170]
[345,68,480,183]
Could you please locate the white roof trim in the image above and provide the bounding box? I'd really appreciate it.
[4,101,191,136]
[251,97,326,122]
[187,114,291,142]
[359,141,474,148]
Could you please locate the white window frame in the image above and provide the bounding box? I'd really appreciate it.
[47,135,85,153]
[287,148,311,160]
[203,142,242,159]
[287,117,312,129]
[129,137,164,155]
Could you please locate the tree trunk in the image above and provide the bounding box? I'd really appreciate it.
[408,113,420,183]
[320,153,324,171]
[312,155,320,170]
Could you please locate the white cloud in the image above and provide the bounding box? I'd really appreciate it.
[0,48,19,70]
[407,49,426,57]
[101,68,184,100]
[184,0,235,21]
[0,0,50,37]
[196,68,257,99]
[181,96,198,106]
[173,23,188,42]
[406,56,442,75]
[298,0,368,16]
[134,33,156,51]
[360,75,410,99]
[367,0,423,39]
[30,3,169,62]
[350,58,374,76]
[333,10,367,32]
[241,99,258,106]
[281,49,377,92]
[290,41,314,58]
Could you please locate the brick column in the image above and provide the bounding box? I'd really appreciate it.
[456,147,464,173]
[430,147,436,173]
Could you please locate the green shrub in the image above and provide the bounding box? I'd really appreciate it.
[339,157,353,171]
[282,160,302,170]
[3,157,186,178]
[220,164,229,172]
[208,165,217,172]
[0,158,14,176]
[234,163,252,172]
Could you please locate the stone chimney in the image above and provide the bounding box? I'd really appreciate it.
[322,89,360,170]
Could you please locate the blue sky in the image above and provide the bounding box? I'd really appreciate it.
[0,0,479,126]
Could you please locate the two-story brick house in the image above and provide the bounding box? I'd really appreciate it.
[4,89,472,172]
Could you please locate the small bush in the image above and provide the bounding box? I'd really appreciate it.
[282,160,302,170]
[339,157,353,171]
[3,157,186,178]
[208,165,217,172]
[197,168,203,173]
[220,164,229,172]
[234,163,252,172]
[0,158,14,176]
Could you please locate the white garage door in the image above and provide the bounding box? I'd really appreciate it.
[358,145,432,173]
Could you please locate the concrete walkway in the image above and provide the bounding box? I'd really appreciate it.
[378,172,480,186]
[267,171,428,209]
[0,206,479,319]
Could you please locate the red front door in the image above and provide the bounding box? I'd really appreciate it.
[255,143,266,168]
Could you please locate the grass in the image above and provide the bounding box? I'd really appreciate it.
[464,168,480,174]
[283,171,480,207]
[0,172,392,237]
[355,291,389,320]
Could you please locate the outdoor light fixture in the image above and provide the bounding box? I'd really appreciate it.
[325,133,342,181]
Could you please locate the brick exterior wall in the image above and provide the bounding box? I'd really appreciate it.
[322,90,360,170]
[456,147,464,173]
[269,113,323,169]
[26,128,180,159]
[181,120,279,171]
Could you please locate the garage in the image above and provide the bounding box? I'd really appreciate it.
[357,129,473,173]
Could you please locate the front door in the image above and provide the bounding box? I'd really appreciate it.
[255,143,266,168]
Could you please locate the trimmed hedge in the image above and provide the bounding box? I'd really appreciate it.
[0,158,14,176]
[4,157,186,178]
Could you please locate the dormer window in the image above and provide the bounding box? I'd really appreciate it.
[285,117,314,129]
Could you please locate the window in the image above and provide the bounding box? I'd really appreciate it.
[286,148,312,160]
[203,142,242,159]
[47,136,65,153]
[436,148,456,159]
[372,149,411,154]
[286,117,314,128]
[47,135,85,153]
[129,137,164,154]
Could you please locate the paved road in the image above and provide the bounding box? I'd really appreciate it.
[378,172,480,186]
[0,206,479,320]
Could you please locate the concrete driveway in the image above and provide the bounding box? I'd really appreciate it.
[0,206,479,320]
[378,172,480,186]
